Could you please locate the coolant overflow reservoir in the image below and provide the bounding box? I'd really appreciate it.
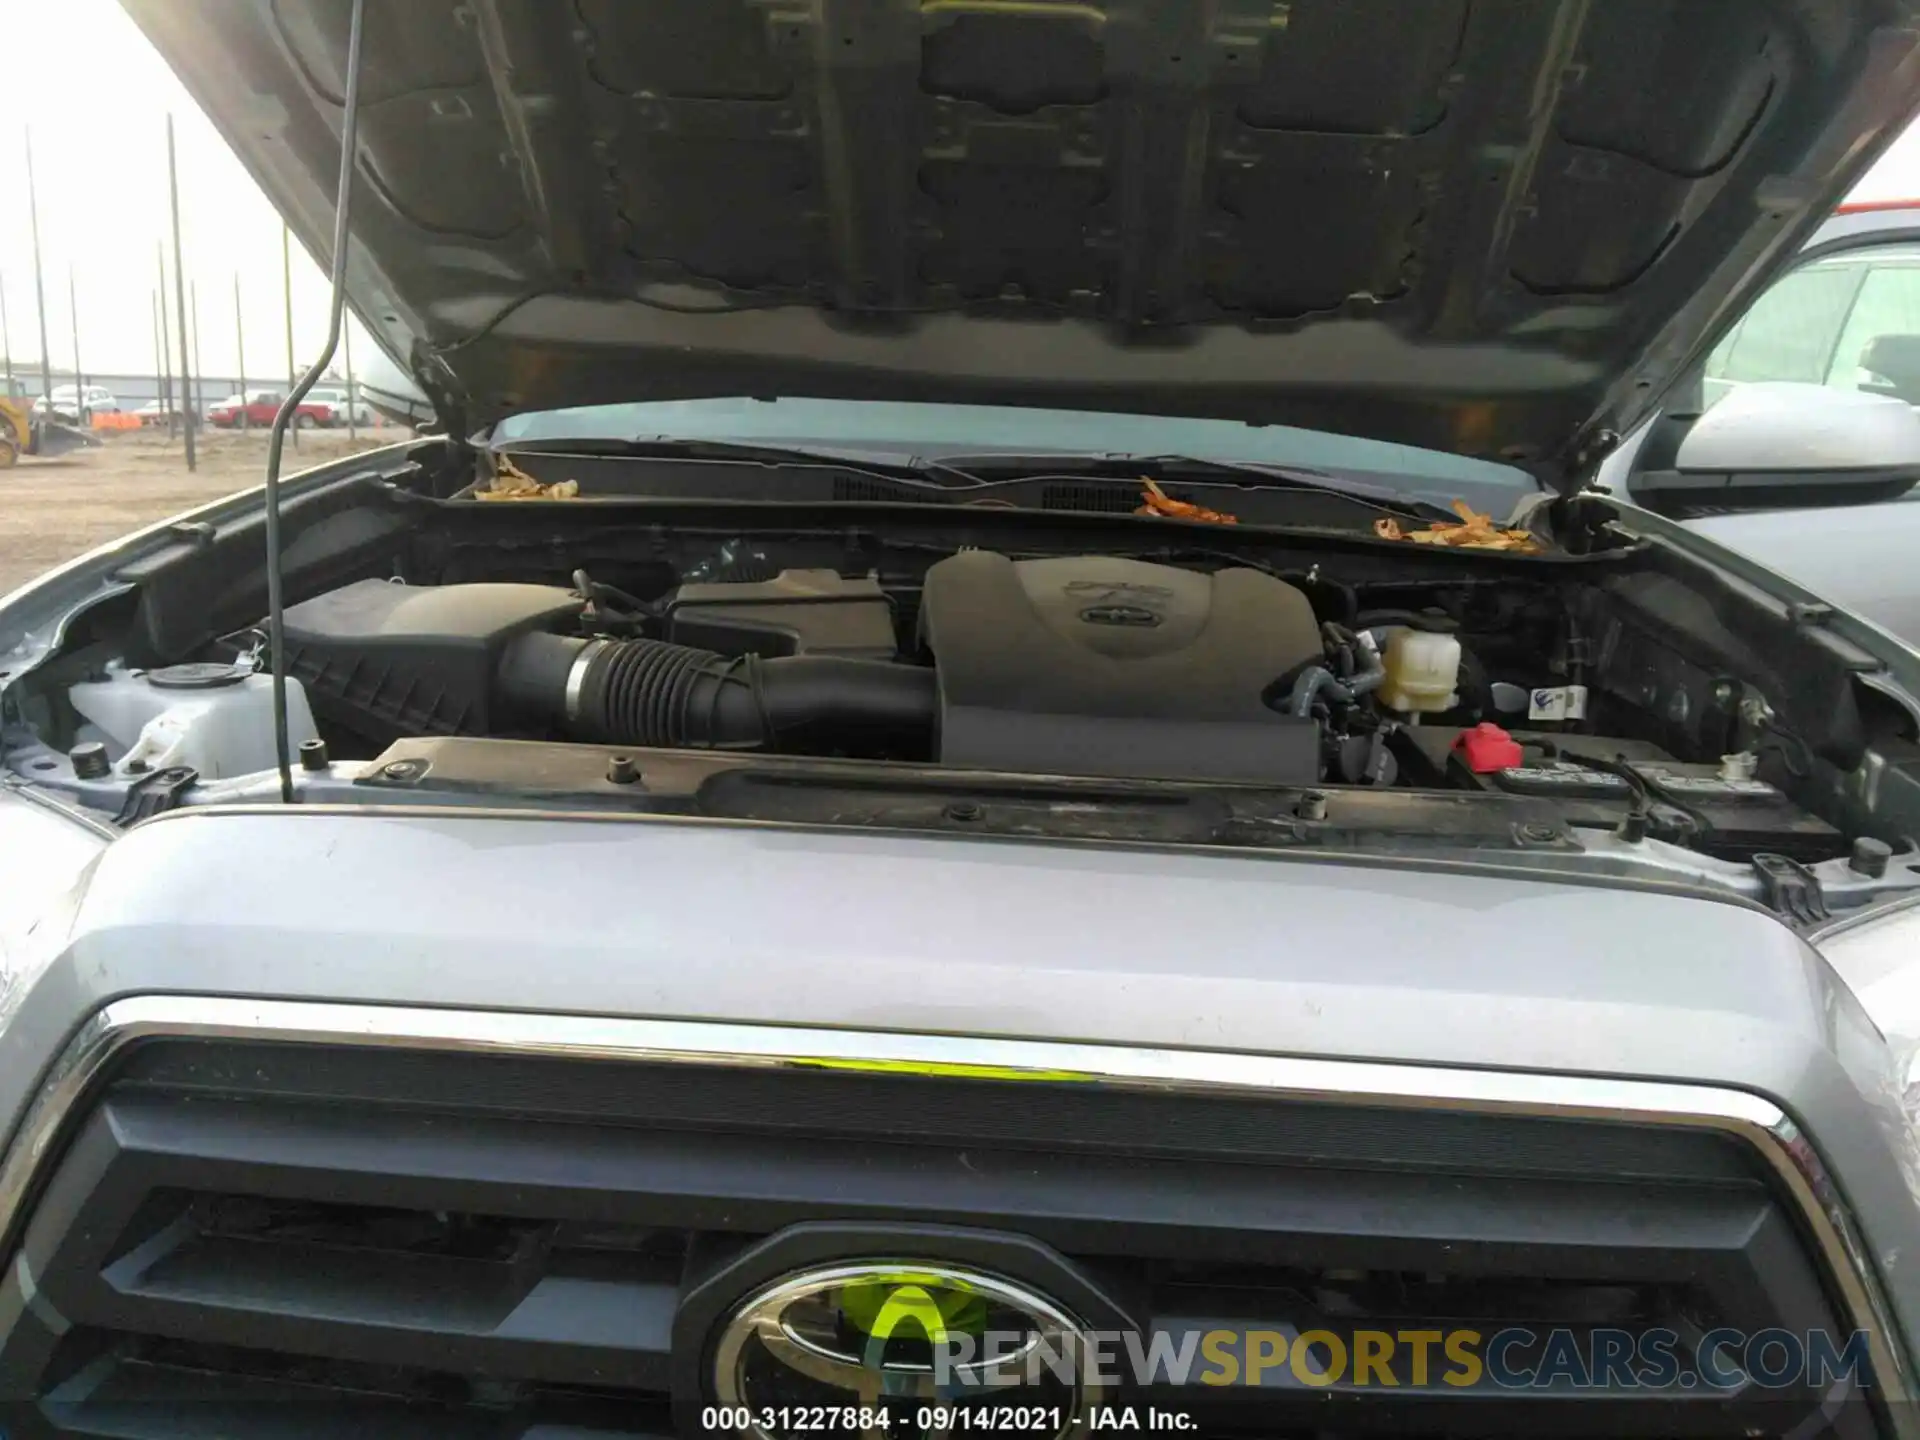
[1377,629,1461,714]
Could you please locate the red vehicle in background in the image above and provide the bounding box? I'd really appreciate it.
[207,389,337,429]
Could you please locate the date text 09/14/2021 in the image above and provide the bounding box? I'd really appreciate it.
[699,1405,1197,1432]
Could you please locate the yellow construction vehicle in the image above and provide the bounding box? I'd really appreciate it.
[0,378,96,467]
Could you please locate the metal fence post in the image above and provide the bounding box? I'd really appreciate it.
[235,274,247,432]
[166,116,196,471]
[156,244,175,438]
[1,267,12,395]
[190,280,203,424]
[68,270,83,421]
[344,319,358,442]
[150,291,165,423]
[26,128,53,414]
[283,224,298,451]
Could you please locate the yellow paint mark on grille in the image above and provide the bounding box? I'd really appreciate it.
[793,1056,1093,1083]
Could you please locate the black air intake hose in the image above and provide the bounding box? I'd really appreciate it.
[497,631,936,755]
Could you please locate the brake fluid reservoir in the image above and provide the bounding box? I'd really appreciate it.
[68,663,318,781]
[1377,630,1461,714]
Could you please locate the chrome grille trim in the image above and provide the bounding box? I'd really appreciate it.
[0,994,1909,1433]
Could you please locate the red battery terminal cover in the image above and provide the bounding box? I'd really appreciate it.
[1453,722,1523,774]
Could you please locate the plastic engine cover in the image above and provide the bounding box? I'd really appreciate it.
[920,552,1322,783]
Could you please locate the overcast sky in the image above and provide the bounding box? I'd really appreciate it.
[6,0,1920,380]
[0,0,368,381]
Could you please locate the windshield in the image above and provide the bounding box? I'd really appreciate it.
[493,398,1536,510]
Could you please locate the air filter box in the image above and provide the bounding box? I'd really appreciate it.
[278,580,582,741]
[663,569,897,659]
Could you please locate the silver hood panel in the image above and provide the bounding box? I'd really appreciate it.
[3,808,1917,1341]
[119,0,1920,483]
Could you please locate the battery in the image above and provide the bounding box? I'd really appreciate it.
[1394,727,1841,862]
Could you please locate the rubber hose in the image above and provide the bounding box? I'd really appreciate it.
[1288,666,1351,717]
[585,638,720,746]
[498,631,937,756]
[1287,634,1385,717]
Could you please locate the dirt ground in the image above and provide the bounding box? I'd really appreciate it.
[0,426,407,596]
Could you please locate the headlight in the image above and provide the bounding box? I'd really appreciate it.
[0,790,108,1035]
[1821,898,1920,1136]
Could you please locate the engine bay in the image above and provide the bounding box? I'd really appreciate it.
[276,552,1336,788]
[241,549,1843,869]
[7,453,1920,925]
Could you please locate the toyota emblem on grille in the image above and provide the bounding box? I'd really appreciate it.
[710,1261,1100,1439]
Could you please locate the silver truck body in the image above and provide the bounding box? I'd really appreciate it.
[1,784,1918,1403]
[9,3,1920,1436]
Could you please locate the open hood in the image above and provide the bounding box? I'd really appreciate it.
[125,0,1920,489]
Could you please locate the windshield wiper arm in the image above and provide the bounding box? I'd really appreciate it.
[489,435,1459,521]
[921,450,1457,520]
[1147,454,1455,518]
[492,434,987,489]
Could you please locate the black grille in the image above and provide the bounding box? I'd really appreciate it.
[0,1039,1881,1439]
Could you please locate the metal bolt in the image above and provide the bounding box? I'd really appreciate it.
[607,754,638,785]
[1850,836,1894,880]
[381,758,426,782]
[69,741,110,779]
[1519,822,1559,844]
[944,801,982,823]
[298,738,330,772]
[1296,790,1328,821]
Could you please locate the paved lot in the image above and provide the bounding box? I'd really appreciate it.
[0,427,405,596]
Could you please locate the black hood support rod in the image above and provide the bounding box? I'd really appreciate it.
[262,0,367,803]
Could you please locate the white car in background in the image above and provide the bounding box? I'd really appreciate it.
[307,387,374,427]
[132,399,184,427]
[1597,200,1920,644]
[31,385,118,423]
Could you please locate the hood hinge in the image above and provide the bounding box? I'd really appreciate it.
[1568,427,1622,489]
[409,348,472,442]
